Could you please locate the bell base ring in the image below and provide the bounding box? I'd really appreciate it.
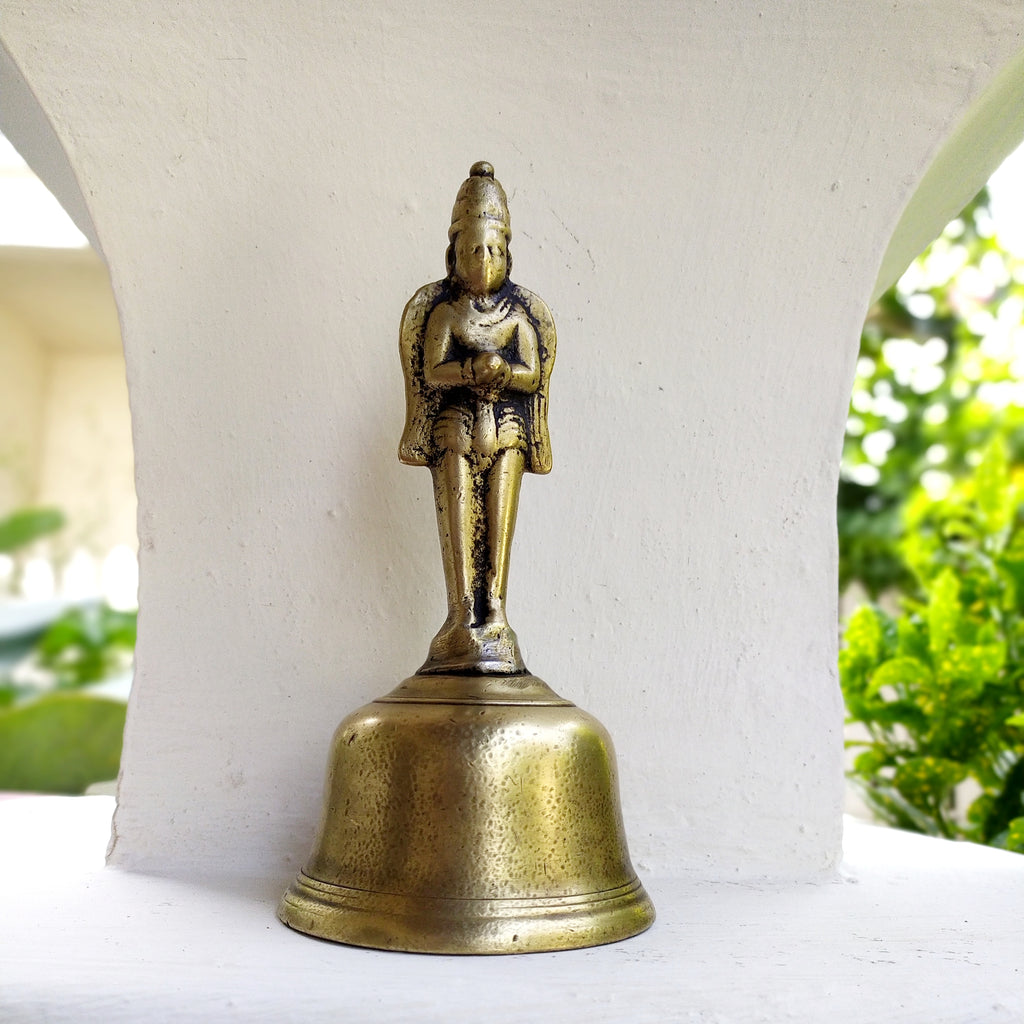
[278,872,655,955]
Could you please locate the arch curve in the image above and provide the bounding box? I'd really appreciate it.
[874,43,1024,299]
[0,38,100,253]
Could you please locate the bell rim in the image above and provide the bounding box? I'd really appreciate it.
[278,871,655,955]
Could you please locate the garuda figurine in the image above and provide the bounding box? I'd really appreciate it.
[399,161,555,675]
[279,162,653,955]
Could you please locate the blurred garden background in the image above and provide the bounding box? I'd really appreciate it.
[0,130,136,796]
[840,145,1024,853]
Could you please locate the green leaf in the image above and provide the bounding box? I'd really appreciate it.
[855,781,943,836]
[1007,817,1024,854]
[1006,712,1024,728]
[853,746,891,775]
[966,792,995,827]
[893,756,967,813]
[934,642,1006,695]
[0,507,65,554]
[866,656,932,697]
[927,569,961,655]
[974,439,1011,537]
[34,605,137,688]
[841,606,884,682]
[0,693,125,794]
[976,757,1024,844]
[895,615,929,660]
[856,698,930,732]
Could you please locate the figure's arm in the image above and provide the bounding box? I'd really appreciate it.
[505,314,541,394]
[422,306,465,389]
[424,305,515,395]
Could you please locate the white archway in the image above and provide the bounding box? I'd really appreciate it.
[0,4,1022,885]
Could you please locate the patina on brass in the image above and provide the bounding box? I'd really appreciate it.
[399,161,553,675]
[279,162,654,954]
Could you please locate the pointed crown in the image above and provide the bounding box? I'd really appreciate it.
[448,161,510,240]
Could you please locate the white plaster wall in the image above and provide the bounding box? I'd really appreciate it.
[0,305,44,511]
[37,352,135,557]
[2,2,1022,882]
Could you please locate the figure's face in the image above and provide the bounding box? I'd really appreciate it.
[454,221,508,295]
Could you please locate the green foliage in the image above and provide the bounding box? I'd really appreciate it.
[0,603,135,793]
[0,692,126,794]
[32,603,137,689]
[0,506,65,555]
[841,441,1024,851]
[840,190,1024,596]
[0,504,134,793]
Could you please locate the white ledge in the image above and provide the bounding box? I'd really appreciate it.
[1,795,1021,1023]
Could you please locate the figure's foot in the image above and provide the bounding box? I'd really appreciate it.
[422,620,474,671]
[476,621,526,674]
[482,596,509,632]
[420,605,473,667]
[418,617,526,675]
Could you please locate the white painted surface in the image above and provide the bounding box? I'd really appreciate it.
[1,796,1021,1023]
[1,3,1023,883]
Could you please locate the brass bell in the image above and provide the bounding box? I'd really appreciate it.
[279,673,653,953]
[279,163,654,953]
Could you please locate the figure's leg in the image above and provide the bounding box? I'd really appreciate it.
[421,406,526,675]
[483,448,525,626]
[431,452,475,629]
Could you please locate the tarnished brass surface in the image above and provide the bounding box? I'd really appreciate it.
[280,675,653,953]
[378,672,572,706]
[280,164,654,953]
[281,875,651,956]
[398,160,554,675]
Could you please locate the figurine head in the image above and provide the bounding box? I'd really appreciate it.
[452,219,509,296]
[446,161,511,292]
